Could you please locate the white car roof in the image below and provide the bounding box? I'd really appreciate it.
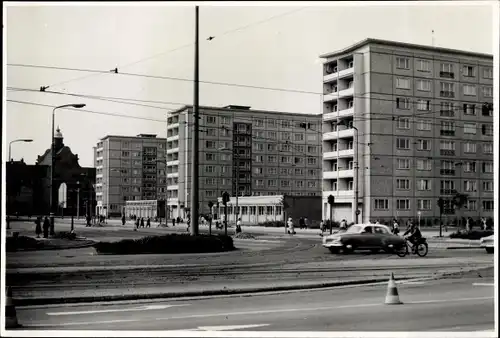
[353,223,391,231]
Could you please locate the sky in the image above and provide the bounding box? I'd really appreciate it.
[4,1,495,167]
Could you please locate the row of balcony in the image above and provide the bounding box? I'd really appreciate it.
[322,128,355,141]
[323,169,354,179]
[323,149,354,159]
[323,63,354,83]
[323,107,354,121]
[323,86,354,102]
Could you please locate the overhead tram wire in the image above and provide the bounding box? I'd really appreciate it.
[27,7,309,90]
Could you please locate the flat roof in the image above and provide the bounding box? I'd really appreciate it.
[169,105,321,118]
[99,135,166,141]
[320,38,493,59]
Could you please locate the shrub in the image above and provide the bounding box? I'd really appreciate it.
[258,221,285,228]
[93,234,235,255]
[52,231,77,240]
[6,236,41,252]
[449,230,493,240]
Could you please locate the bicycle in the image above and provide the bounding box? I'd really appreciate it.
[396,236,428,257]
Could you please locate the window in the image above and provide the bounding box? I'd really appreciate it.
[255,155,263,163]
[254,119,264,127]
[122,151,130,157]
[397,199,410,210]
[267,179,277,187]
[464,200,477,211]
[417,100,430,111]
[440,121,455,136]
[482,201,494,211]
[483,181,493,192]
[281,156,291,164]
[396,57,410,69]
[268,131,277,139]
[221,116,230,125]
[440,180,455,192]
[307,134,317,142]
[205,140,216,149]
[294,157,303,164]
[308,180,317,188]
[348,181,354,190]
[464,180,477,192]
[254,143,264,152]
[397,138,410,149]
[294,133,304,141]
[463,123,476,134]
[440,82,455,97]
[417,200,431,210]
[295,168,304,175]
[417,120,432,131]
[281,120,291,128]
[374,199,389,210]
[397,158,410,169]
[463,142,476,153]
[417,59,430,72]
[396,179,410,190]
[463,104,476,115]
[463,85,477,96]
[205,178,216,185]
[440,63,453,73]
[254,167,263,175]
[396,77,410,89]
[206,128,217,136]
[307,169,317,176]
[205,165,214,173]
[416,159,432,171]
[483,67,493,79]
[281,144,291,152]
[255,179,264,187]
[267,144,276,152]
[482,162,493,173]
[220,154,230,161]
[396,97,411,109]
[268,155,277,163]
[281,180,290,188]
[205,153,216,161]
[307,146,318,153]
[267,119,276,128]
[483,143,493,154]
[463,65,475,77]
[417,139,432,151]
[417,79,431,91]
[296,180,304,188]
[440,141,455,151]
[482,124,493,136]
[207,116,216,124]
[281,132,291,141]
[397,118,410,129]
[482,86,493,97]
[417,179,431,191]
[438,102,454,117]
[307,157,317,165]
[464,161,476,173]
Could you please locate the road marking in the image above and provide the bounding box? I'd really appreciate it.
[473,283,494,286]
[47,303,190,316]
[37,296,495,327]
[197,324,270,331]
[401,281,427,285]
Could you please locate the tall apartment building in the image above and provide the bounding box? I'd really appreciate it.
[94,134,167,218]
[166,105,323,219]
[320,38,494,225]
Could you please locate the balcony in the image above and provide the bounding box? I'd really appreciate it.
[167,122,180,129]
[440,91,455,98]
[167,185,179,191]
[323,171,337,179]
[322,189,354,199]
[323,92,338,103]
[440,110,455,117]
[167,147,179,154]
[440,71,454,79]
[323,72,338,83]
[323,151,337,160]
[338,107,354,118]
[440,150,455,156]
[338,169,354,178]
[337,128,355,139]
[323,131,339,141]
[338,148,354,158]
[167,172,179,178]
[440,130,455,136]
[167,134,179,141]
[167,160,180,166]
[323,112,338,122]
[339,87,354,98]
[338,67,354,79]
[440,169,456,175]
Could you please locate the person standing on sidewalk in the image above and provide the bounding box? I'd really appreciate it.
[319,220,325,237]
[35,216,42,238]
[236,218,242,234]
[172,218,175,227]
[140,217,145,228]
[42,216,50,238]
[146,217,151,228]
[121,214,126,226]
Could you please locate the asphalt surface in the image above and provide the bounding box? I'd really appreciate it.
[14,268,495,332]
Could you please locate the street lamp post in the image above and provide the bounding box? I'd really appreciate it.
[8,139,33,161]
[50,104,86,236]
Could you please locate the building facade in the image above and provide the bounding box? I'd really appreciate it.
[166,105,323,219]
[94,134,167,218]
[320,38,494,225]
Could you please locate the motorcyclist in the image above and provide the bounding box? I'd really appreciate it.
[403,222,422,252]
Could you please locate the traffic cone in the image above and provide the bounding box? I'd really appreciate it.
[385,273,403,305]
[5,286,20,328]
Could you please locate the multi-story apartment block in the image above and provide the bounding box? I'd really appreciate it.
[320,38,493,224]
[166,105,323,219]
[94,134,167,218]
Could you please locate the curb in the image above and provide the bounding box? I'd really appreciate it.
[7,240,97,252]
[446,246,483,250]
[12,278,391,307]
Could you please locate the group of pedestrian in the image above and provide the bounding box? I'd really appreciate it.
[34,216,50,238]
[135,217,151,228]
[298,217,309,230]
[319,218,347,236]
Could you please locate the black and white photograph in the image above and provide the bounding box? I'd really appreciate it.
[2,1,498,336]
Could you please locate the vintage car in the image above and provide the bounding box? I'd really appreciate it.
[322,223,406,254]
[480,234,494,254]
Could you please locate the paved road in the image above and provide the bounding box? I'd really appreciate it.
[15,269,495,332]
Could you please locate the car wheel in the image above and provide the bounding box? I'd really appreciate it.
[328,247,340,254]
[486,247,494,254]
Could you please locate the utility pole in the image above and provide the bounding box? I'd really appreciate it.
[190,5,200,236]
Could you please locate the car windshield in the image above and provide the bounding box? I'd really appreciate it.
[346,225,363,233]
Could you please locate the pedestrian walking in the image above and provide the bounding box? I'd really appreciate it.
[304,217,309,229]
[135,217,140,229]
[186,217,191,232]
[236,218,242,234]
[146,217,151,228]
[140,217,145,228]
[287,217,296,235]
[121,214,126,226]
[393,219,400,235]
[172,218,176,227]
[42,216,50,238]
[299,217,305,230]
[35,216,42,238]
[340,219,347,231]
[319,220,325,237]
